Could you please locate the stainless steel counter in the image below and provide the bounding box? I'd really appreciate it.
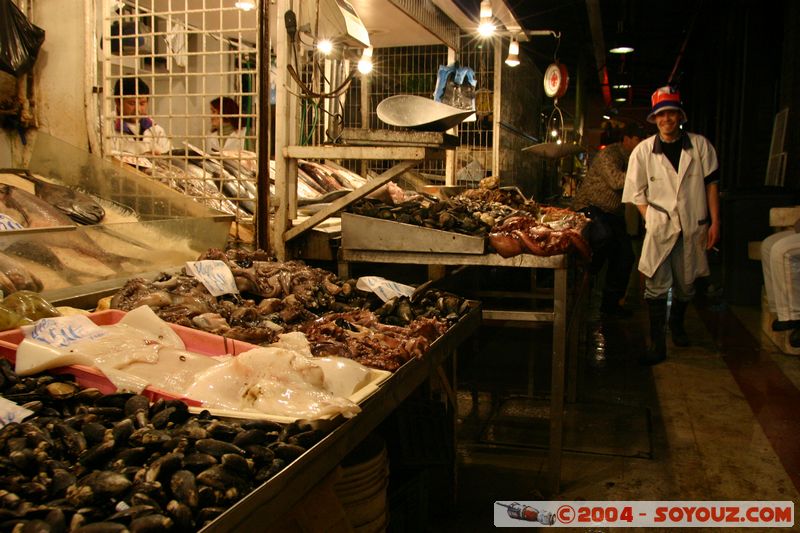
[200,302,481,532]
[338,249,584,494]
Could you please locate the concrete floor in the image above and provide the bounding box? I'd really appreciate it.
[434,295,800,532]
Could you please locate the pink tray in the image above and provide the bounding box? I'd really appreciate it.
[0,309,259,407]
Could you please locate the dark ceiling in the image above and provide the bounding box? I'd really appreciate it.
[509,0,703,108]
[457,0,714,112]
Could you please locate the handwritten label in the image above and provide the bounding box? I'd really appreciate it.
[185,260,239,297]
[0,396,34,427]
[0,214,24,231]
[28,316,108,348]
[355,276,415,303]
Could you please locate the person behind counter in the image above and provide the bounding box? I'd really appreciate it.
[109,77,172,167]
[622,86,721,366]
[207,97,247,153]
[573,121,646,318]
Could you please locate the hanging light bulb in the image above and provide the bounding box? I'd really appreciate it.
[357,46,374,75]
[505,36,520,67]
[478,0,495,37]
[550,129,559,138]
[609,20,634,54]
[234,1,255,11]
[317,39,334,55]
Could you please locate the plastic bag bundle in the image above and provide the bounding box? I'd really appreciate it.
[0,0,46,76]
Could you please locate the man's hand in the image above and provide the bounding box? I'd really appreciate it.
[706,221,720,249]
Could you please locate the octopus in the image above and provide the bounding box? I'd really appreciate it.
[488,208,591,259]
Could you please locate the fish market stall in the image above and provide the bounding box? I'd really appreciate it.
[0,134,232,304]
[0,246,481,531]
[338,185,591,494]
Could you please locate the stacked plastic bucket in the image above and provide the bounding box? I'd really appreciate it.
[334,434,389,532]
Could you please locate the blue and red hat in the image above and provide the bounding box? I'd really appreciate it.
[647,86,687,124]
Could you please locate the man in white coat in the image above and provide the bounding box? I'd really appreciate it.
[622,86,721,365]
[108,78,172,169]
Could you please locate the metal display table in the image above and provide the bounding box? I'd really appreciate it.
[200,303,481,532]
[339,249,578,494]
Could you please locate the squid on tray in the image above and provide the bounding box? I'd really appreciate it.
[13,305,372,420]
[488,207,592,259]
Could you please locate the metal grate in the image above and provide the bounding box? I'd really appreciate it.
[345,40,495,185]
[99,0,259,243]
[358,44,450,177]
[453,36,494,186]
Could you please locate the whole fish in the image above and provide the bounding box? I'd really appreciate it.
[24,173,106,225]
[0,184,144,270]
[0,183,74,227]
[0,250,44,293]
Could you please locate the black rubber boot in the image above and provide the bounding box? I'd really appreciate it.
[669,299,690,347]
[640,298,667,365]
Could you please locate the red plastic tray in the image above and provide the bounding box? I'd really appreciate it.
[0,309,259,407]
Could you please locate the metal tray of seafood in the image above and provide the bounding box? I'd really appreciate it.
[199,300,481,531]
[341,213,486,254]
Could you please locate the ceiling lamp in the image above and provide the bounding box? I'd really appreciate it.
[505,36,520,67]
[357,46,374,74]
[608,20,634,54]
[317,39,334,55]
[234,1,255,11]
[478,0,495,37]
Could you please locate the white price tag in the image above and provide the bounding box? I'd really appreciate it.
[0,213,24,231]
[355,276,415,303]
[0,396,34,427]
[185,260,239,297]
[26,315,108,348]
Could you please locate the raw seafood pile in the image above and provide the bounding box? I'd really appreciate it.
[14,307,370,420]
[348,176,538,237]
[109,249,473,371]
[300,309,448,371]
[0,360,323,531]
[109,249,366,345]
[487,207,591,259]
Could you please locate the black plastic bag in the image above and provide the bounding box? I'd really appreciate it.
[0,0,46,76]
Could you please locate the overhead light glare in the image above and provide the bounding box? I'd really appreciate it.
[505,36,520,67]
[357,46,373,74]
[609,45,634,54]
[478,0,495,37]
[234,1,255,11]
[615,97,627,102]
[317,39,334,55]
[612,84,631,89]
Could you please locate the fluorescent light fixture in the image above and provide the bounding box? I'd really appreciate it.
[602,113,611,120]
[615,97,627,102]
[612,84,630,89]
[317,39,334,55]
[235,1,255,11]
[478,0,495,37]
[357,46,373,74]
[505,37,520,67]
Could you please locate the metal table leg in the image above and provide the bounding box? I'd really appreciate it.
[548,267,567,494]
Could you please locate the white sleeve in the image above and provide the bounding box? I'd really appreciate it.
[621,144,648,205]
[145,124,172,154]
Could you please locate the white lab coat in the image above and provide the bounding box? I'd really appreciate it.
[207,128,248,153]
[622,132,718,280]
[108,120,172,163]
